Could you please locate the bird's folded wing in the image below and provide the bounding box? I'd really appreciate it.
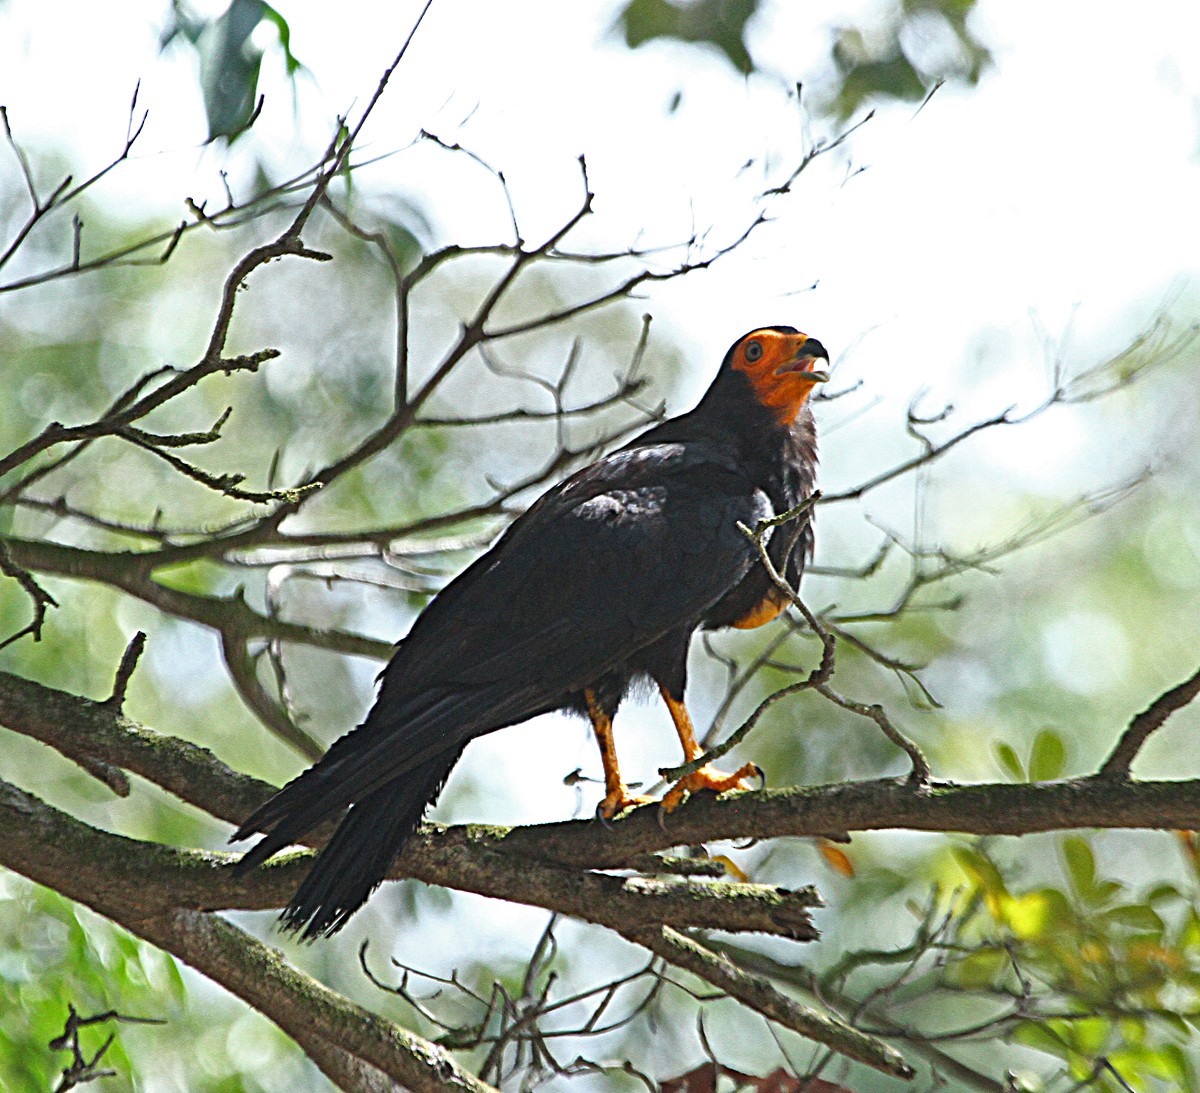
[244,446,775,826]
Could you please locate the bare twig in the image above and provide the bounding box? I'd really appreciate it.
[663,496,930,783]
[625,925,914,1079]
[220,631,325,761]
[1099,663,1200,778]
[50,1004,165,1093]
[0,540,59,651]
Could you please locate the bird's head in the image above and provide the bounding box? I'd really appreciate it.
[728,326,830,424]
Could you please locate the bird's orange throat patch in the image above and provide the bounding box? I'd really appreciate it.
[731,589,789,629]
[732,328,828,425]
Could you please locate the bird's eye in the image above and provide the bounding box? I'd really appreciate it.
[744,340,763,362]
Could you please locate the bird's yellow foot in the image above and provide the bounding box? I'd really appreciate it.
[661,762,761,812]
[597,785,655,820]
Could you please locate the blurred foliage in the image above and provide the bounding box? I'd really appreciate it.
[165,0,993,138]
[949,835,1200,1092]
[162,0,306,143]
[618,0,758,74]
[616,0,991,119]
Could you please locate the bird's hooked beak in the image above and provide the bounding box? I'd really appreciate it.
[775,337,830,384]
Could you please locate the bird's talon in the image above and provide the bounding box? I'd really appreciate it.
[597,788,654,822]
[661,783,687,813]
[661,761,761,812]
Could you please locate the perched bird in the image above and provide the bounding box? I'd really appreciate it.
[232,326,829,938]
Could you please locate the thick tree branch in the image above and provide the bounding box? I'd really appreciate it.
[241,846,822,940]
[5,660,1200,1083]
[0,671,820,940]
[474,775,1200,870]
[3,669,1199,880]
[149,911,493,1093]
[0,669,272,823]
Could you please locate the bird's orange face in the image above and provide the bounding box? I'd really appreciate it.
[731,327,830,425]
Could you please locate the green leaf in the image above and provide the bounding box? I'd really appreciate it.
[384,223,422,273]
[947,945,1008,989]
[952,845,1011,908]
[616,0,756,74]
[1062,835,1097,900]
[1158,1012,1192,1041]
[994,740,1025,781]
[1029,728,1066,781]
[1091,878,1126,904]
[1146,883,1184,905]
[1012,1019,1070,1059]
[1101,904,1164,932]
[260,4,305,76]
[1004,886,1073,939]
[198,0,267,143]
[1161,1041,1193,1082]
[1072,1016,1111,1055]
[832,47,927,120]
[1180,907,1200,949]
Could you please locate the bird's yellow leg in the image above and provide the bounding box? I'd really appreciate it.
[658,684,759,812]
[586,689,653,819]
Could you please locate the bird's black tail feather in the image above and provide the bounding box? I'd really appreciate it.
[239,745,463,940]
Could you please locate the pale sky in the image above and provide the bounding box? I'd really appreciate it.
[5,0,1197,399]
[3,0,1197,479]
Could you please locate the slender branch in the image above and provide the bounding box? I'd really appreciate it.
[820,409,1014,505]
[1099,663,1200,778]
[0,86,149,273]
[50,1005,164,1093]
[657,498,931,784]
[0,348,288,486]
[1,537,391,661]
[813,680,931,783]
[157,911,495,1093]
[319,196,410,408]
[105,630,146,709]
[220,632,325,761]
[712,939,1008,1092]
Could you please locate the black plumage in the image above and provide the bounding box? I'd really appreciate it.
[232,327,828,938]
